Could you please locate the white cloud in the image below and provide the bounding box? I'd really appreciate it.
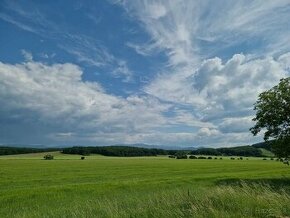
[120,0,290,67]
[21,50,33,61]
[146,54,289,117]
[147,3,167,19]
[0,60,169,144]
[0,59,266,147]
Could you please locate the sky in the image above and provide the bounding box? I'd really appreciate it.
[0,0,290,147]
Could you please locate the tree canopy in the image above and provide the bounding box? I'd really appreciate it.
[250,78,290,158]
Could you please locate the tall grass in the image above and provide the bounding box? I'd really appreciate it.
[4,183,289,218]
[82,183,290,218]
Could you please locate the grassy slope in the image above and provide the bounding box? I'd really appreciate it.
[0,152,290,217]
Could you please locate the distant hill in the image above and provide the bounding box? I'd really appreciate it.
[0,141,275,157]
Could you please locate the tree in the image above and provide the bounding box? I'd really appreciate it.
[43,154,54,160]
[250,78,290,158]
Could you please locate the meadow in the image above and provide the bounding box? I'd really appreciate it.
[0,152,290,218]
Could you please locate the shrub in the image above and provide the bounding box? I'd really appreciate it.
[189,155,197,159]
[239,157,243,160]
[168,155,175,159]
[214,157,218,159]
[43,154,54,160]
[198,156,206,159]
[220,157,223,160]
[263,158,267,160]
[207,156,212,159]
[270,158,274,160]
[81,156,85,160]
[230,157,235,160]
[176,154,187,159]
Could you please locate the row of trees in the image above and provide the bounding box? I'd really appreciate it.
[188,146,264,157]
[62,146,176,157]
[0,147,58,156]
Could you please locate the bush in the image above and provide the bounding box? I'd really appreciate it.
[239,157,243,160]
[214,157,218,160]
[168,155,175,159]
[176,154,187,159]
[207,157,212,159]
[81,156,85,160]
[198,156,206,159]
[189,155,197,159]
[220,157,223,160]
[43,154,54,160]
[230,157,235,160]
[270,158,274,160]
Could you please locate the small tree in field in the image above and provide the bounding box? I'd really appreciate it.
[250,78,290,158]
[43,154,54,160]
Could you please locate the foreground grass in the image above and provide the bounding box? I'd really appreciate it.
[0,152,290,217]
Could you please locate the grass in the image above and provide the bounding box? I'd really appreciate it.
[0,152,290,217]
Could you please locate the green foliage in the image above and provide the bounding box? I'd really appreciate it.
[251,78,290,158]
[175,151,187,159]
[189,155,197,159]
[43,154,54,160]
[0,147,58,156]
[192,145,264,157]
[62,146,169,157]
[191,148,221,156]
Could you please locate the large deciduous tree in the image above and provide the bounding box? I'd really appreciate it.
[250,78,290,158]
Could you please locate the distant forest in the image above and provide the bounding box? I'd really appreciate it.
[0,147,58,156]
[191,146,265,157]
[61,146,175,157]
[62,142,272,157]
[0,141,272,157]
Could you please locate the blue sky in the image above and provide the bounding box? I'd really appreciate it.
[1,0,290,147]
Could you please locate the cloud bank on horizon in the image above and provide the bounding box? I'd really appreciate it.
[0,0,290,147]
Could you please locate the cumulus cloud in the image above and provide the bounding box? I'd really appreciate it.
[146,54,290,121]
[142,53,290,146]
[0,60,170,144]
[0,59,261,147]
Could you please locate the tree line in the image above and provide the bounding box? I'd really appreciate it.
[0,146,58,156]
[191,146,265,157]
[61,146,177,157]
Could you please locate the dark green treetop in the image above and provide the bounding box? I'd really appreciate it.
[250,78,290,157]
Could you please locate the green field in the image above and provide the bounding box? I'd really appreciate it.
[0,152,290,218]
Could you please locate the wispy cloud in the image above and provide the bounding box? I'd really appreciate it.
[120,0,290,65]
